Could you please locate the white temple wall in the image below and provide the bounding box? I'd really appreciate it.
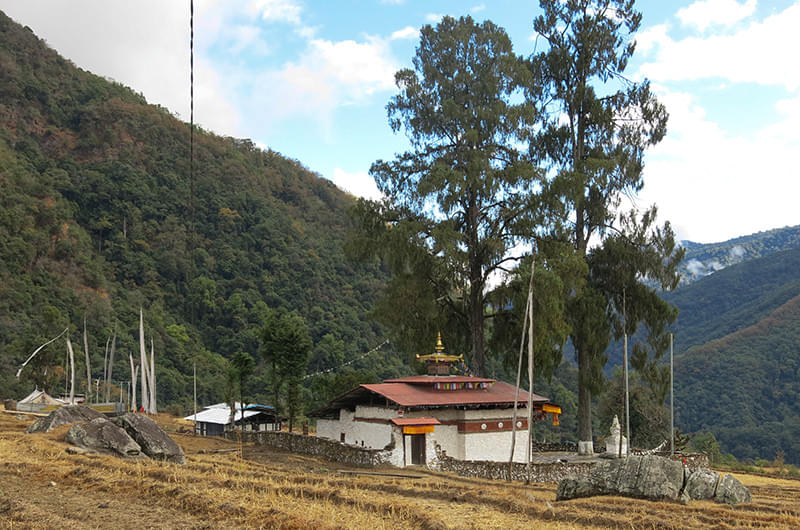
[317,406,535,466]
[463,430,531,463]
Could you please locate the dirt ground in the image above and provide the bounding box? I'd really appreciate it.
[2,410,799,529]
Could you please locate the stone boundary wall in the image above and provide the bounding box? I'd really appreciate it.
[435,455,595,483]
[530,441,606,453]
[227,430,392,467]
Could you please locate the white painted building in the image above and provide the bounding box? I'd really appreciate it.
[312,375,561,467]
[184,402,283,436]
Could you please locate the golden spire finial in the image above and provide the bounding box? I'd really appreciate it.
[435,331,444,354]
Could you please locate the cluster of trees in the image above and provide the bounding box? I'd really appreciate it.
[352,0,684,450]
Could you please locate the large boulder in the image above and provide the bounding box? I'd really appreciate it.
[113,413,186,464]
[715,473,752,505]
[26,405,104,433]
[557,456,751,505]
[65,417,142,458]
[684,468,719,500]
[557,455,685,502]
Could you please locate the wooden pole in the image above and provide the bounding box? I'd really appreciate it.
[103,336,110,401]
[193,361,198,436]
[67,337,76,404]
[139,308,148,412]
[670,333,674,456]
[149,336,156,413]
[622,290,629,458]
[106,329,116,403]
[83,316,91,403]
[525,260,535,484]
[508,259,534,480]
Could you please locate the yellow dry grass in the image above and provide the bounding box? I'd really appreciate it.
[1,412,798,529]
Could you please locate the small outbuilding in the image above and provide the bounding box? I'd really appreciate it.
[184,402,283,436]
[16,389,67,412]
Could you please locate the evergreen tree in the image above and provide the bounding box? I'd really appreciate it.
[528,0,679,451]
[355,15,537,375]
[260,309,312,431]
[230,351,255,429]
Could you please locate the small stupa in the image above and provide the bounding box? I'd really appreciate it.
[416,332,462,376]
[605,415,628,457]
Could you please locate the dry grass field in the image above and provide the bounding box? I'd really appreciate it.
[1,412,798,529]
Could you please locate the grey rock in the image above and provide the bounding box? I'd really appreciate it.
[26,405,104,433]
[557,456,752,505]
[113,413,186,464]
[684,468,719,500]
[714,474,751,505]
[65,417,142,458]
[557,455,684,502]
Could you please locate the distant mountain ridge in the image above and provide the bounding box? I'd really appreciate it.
[677,224,800,285]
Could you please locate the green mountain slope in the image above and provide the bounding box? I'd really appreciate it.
[665,247,800,353]
[0,11,404,411]
[604,247,800,369]
[674,293,800,464]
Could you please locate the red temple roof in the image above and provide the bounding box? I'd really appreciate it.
[360,380,549,408]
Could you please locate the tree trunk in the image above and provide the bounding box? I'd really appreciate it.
[470,293,486,377]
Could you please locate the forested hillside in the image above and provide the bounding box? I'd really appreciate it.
[665,247,800,353]
[674,292,800,465]
[0,11,406,412]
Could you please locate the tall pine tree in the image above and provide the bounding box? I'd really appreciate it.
[356,15,537,375]
[528,0,680,452]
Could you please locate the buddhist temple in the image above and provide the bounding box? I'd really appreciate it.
[311,334,561,467]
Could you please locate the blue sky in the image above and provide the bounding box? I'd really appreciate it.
[2,0,799,243]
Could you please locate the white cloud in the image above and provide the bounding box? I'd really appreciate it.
[471,4,486,13]
[425,13,444,23]
[391,26,418,40]
[677,0,756,32]
[638,86,800,243]
[226,24,269,55]
[249,0,302,25]
[729,245,745,259]
[0,0,240,136]
[638,3,800,90]
[306,36,397,96]
[331,168,382,200]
